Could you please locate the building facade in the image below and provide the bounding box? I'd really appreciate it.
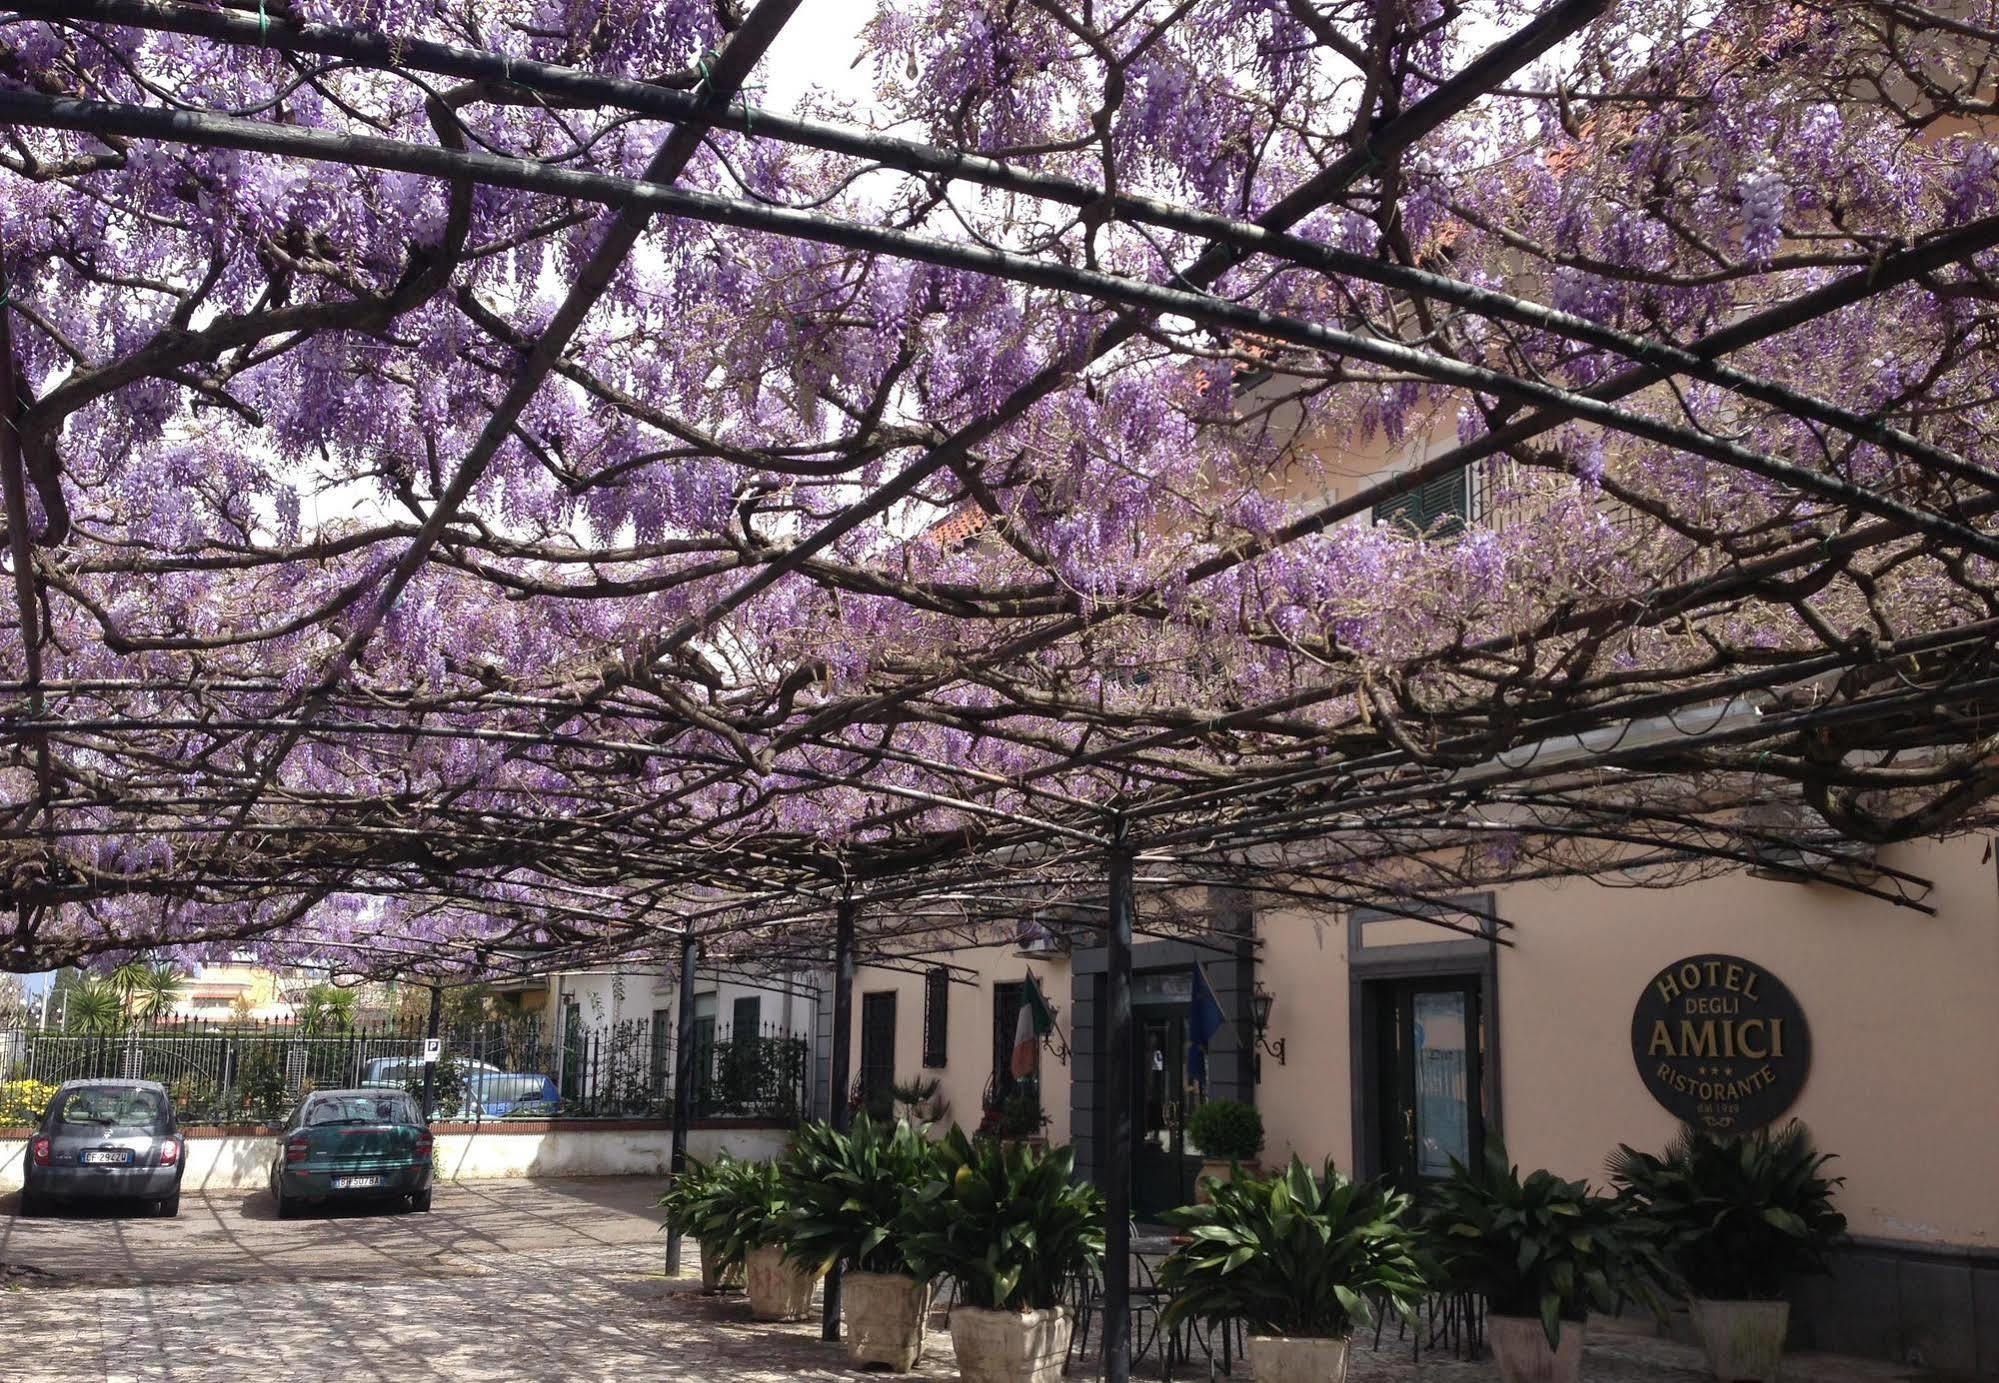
[840,835,1997,1373]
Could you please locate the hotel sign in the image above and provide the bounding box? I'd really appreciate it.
[1630,953,1809,1132]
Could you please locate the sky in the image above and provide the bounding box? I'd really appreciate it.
[759,5,875,113]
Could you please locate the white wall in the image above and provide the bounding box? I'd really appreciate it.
[0,1125,793,1193]
[553,968,816,1041]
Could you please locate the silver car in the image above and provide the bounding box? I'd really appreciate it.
[21,1079,185,1218]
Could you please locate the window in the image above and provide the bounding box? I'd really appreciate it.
[859,991,897,1115]
[1374,466,1469,538]
[991,981,1027,1100]
[691,993,717,1107]
[731,994,761,1037]
[303,1093,420,1127]
[57,1086,166,1131]
[921,967,949,1069]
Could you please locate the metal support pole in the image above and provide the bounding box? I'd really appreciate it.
[1104,823,1135,1383]
[822,888,858,1341]
[420,984,443,1121]
[665,932,700,1276]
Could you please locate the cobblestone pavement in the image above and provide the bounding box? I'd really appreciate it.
[0,1180,1939,1382]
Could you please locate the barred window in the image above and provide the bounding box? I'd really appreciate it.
[921,967,949,1069]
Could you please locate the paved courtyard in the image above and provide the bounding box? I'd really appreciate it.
[0,1178,1940,1382]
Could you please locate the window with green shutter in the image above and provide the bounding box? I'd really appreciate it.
[1374,466,1470,537]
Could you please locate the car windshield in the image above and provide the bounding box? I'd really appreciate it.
[57,1087,165,1130]
[304,1094,419,1126]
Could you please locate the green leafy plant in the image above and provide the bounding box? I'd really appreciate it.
[1608,1121,1846,1300]
[1186,1098,1264,1161]
[896,1126,1104,1311]
[694,1155,793,1263]
[780,1114,941,1276]
[995,1089,1044,1138]
[237,1045,291,1125]
[657,1154,759,1272]
[1158,1157,1427,1339]
[1423,1141,1671,1348]
[167,1073,221,1124]
[402,1057,468,1118]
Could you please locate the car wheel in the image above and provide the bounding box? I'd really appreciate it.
[274,1186,297,1220]
[156,1192,180,1219]
[18,1190,46,1219]
[411,1190,432,1213]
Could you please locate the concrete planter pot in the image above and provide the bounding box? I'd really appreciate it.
[948,1304,1073,1383]
[697,1238,743,1294]
[1486,1313,1584,1383]
[842,1270,931,1371]
[744,1245,820,1321]
[1691,1299,1789,1381]
[1246,1333,1350,1383]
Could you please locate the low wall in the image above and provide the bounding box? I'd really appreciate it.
[0,1121,791,1194]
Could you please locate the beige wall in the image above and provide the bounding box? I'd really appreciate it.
[846,946,1074,1145]
[1254,833,1998,1250]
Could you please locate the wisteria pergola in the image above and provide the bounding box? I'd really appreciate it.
[4,0,1999,1369]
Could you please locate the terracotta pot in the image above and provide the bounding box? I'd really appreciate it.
[1486,1313,1584,1383]
[948,1304,1073,1383]
[1691,1299,1789,1382]
[1246,1333,1350,1383]
[698,1238,742,1294]
[744,1245,820,1321]
[842,1270,931,1372]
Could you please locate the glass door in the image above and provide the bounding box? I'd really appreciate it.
[1132,1006,1196,1217]
[1374,979,1484,1187]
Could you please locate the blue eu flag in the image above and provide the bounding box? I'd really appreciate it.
[1187,965,1225,1087]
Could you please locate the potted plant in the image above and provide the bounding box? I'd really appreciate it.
[699,1155,820,1320]
[1609,1122,1845,1383]
[897,1126,1104,1383]
[1158,1157,1427,1383]
[1424,1141,1670,1383]
[656,1154,744,1293]
[781,1115,941,1371]
[1184,1097,1264,1198]
[994,1088,1046,1145]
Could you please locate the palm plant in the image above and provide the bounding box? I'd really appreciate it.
[1608,1121,1845,1300]
[895,1125,1104,1311]
[65,977,126,1035]
[132,964,186,1023]
[107,961,150,1004]
[1423,1141,1671,1348]
[1159,1157,1427,1339]
[298,983,357,1035]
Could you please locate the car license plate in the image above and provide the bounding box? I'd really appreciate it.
[81,1150,132,1165]
[332,1175,384,1190]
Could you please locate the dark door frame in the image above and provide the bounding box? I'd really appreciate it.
[1347,899,1502,1183]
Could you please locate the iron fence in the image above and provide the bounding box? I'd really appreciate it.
[0,1014,807,1126]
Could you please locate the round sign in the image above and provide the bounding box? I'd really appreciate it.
[1631,954,1810,1133]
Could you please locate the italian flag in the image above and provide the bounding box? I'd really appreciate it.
[1009,972,1054,1079]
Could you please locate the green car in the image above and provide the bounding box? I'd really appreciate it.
[270,1088,434,1217]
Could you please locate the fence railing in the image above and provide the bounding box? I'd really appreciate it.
[0,1014,808,1127]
